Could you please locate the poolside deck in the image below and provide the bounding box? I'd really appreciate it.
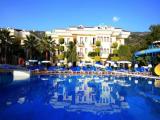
[31,70,160,80]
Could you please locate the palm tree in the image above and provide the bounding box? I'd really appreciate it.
[65,41,78,66]
[38,35,56,61]
[0,29,14,64]
[11,36,24,64]
[24,35,39,60]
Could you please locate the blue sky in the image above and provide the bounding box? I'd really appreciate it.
[0,0,160,32]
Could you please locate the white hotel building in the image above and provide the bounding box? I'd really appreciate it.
[46,25,130,62]
[6,28,30,45]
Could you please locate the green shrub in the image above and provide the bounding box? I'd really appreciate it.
[94,56,101,62]
[88,51,97,57]
[113,49,118,54]
[57,54,64,60]
[96,40,101,46]
[111,42,118,48]
[59,46,64,51]
[59,38,64,44]
[95,48,100,53]
[111,56,119,61]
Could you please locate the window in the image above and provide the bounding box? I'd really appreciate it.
[85,37,87,42]
[106,87,108,91]
[100,98,102,103]
[107,37,109,42]
[110,49,112,53]
[85,48,87,53]
[92,95,95,101]
[107,49,109,54]
[101,36,103,41]
[67,38,70,44]
[104,48,106,53]
[103,86,105,91]
[84,96,86,101]
[80,48,83,53]
[103,98,105,103]
[110,38,112,43]
[97,36,101,40]
[93,37,96,44]
[79,96,82,102]
[104,37,107,42]
[80,37,83,41]
[80,37,83,44]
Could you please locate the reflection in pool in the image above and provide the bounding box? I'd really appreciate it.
[0,75,160,120]
[50,75,129,114]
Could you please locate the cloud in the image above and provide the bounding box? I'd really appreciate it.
[112,16,120,22]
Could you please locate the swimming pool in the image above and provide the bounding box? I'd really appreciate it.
[0,74,160,120]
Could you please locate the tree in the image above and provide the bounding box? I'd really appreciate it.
[111,42,118,48]
[59,38,64,44]
[113,49,118,54]
[38,35,56,61]
[95,48,100,56]
[95,40,101,57]
[11,36,25,64]
[88,51,97,57]
[146,24,160,44]
[111,56,119,61]
[136,57,146,66]
[65,41,78,66]
[57,53,64,60]
[96,40,101,46]
[59,46,64,52]
[94,56,101,62]
[57,38,65,61]
[24,35,39,60]
[0,29,14,64]
[117,45,132,61]
[58,38,65,56]
[108,42,118,61]
[125,33,148,55]
[129,25,160,67]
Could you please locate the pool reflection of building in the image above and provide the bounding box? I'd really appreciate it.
[2,75,160,117]
[49,77,130,114]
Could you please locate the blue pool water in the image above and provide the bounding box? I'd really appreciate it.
[0,75,160,120]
